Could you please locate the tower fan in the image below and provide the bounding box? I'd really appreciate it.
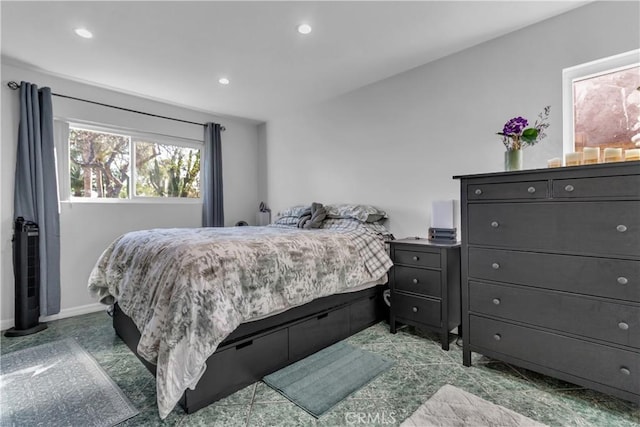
[4,217,47,337]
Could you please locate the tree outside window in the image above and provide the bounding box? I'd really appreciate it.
[69,128,130,198]
[68,126,201,200]
[135,141,200,198]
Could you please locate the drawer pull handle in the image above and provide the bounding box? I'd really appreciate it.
[564,184,575,192]
[616,225,627,233]
[493,298,501,305]
[491,262,500,270]
[490,221,499,228]
[620,367,631,376]
[493,334,502,341]
[617,277,628,285]
[618,322,629,331]
[412,278,419,284]
[474,189,483,195]
[412,256,419,261]
[412,306,419,313]
[527,186,536,194]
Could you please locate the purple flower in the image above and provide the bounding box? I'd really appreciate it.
[502,116,529,136]
[496,106,550,151]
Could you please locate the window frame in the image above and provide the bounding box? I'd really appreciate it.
[58,119,203,204]
[562,49,640,156]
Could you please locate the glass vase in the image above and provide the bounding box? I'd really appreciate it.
[504,149,523,171]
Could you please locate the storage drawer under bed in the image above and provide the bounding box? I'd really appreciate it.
[183,328,288,412]
[289,306,350,362]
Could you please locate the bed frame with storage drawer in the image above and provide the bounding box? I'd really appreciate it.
[455,161,640,405]
[113,284,387,414]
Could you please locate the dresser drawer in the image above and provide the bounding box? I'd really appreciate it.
[469,281,640,348]
[394,249,440,269]
[468,180,548,200]
[469,315,639,394]
[393,266,441,297]
[468,248,640,302]
[392,292,441,328]
[468,202,640,256]
[553,175,640,199]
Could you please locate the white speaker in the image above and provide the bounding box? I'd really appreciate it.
[431,200,454,229]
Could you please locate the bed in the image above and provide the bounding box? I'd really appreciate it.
[88,205,393,419]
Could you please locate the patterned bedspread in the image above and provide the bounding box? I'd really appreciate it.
[87,224,392,418]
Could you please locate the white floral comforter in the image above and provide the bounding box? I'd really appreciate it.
[87,225,392,418]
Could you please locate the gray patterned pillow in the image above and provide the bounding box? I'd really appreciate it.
[325,204,387,223]
[277,205,310,218]
[273,216,299,226]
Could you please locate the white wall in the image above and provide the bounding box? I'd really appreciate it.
[261,1,640,238]
[1,61,261,328]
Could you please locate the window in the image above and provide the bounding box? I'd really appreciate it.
[66,123,201,201]
[563,50,640,157]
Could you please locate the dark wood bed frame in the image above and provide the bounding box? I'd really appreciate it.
[113,284,388,414]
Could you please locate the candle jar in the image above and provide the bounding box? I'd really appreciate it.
[604,148,623,163]
[624,148,640,161]
[547,158,562,168]
[565,152,583,166]
[582,147,600,164]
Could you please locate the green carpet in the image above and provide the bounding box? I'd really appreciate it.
[0,338,138,427]
[263,341,394,418]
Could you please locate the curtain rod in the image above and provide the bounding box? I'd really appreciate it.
[6,81,225,131]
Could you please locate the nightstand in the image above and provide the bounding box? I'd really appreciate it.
[389,238,461,350]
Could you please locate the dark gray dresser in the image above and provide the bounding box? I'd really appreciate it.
[389,238,461,350]
[455,161,640,404]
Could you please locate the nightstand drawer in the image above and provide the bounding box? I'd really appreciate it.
[469,281,640,348]
[468,202,640,256]
[553,175,640,199]
[392,292,441,328]
[394,249,440,269]
[468,180,548,200]
[394,266,441,297]
[468,248,640,302]
[469,315,640,394]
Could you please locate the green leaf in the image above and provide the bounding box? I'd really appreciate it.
[521,128,539,142]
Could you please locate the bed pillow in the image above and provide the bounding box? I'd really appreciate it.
[277,205,310,218]
[325,204,387,223]
[273,216,299,227]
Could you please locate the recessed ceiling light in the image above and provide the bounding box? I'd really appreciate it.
[218,78,230,85]
[74,28,93,39]
[297,24,312,35]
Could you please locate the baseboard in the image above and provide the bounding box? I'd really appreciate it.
[1,302,106,331]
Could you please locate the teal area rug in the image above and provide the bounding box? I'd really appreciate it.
[263,341,394,418]
[0,338,138,427]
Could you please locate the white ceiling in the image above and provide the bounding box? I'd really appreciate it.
[1,1,588,122]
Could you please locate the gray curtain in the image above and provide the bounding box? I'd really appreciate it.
[202,122,224,227]
[13,81,60,316]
